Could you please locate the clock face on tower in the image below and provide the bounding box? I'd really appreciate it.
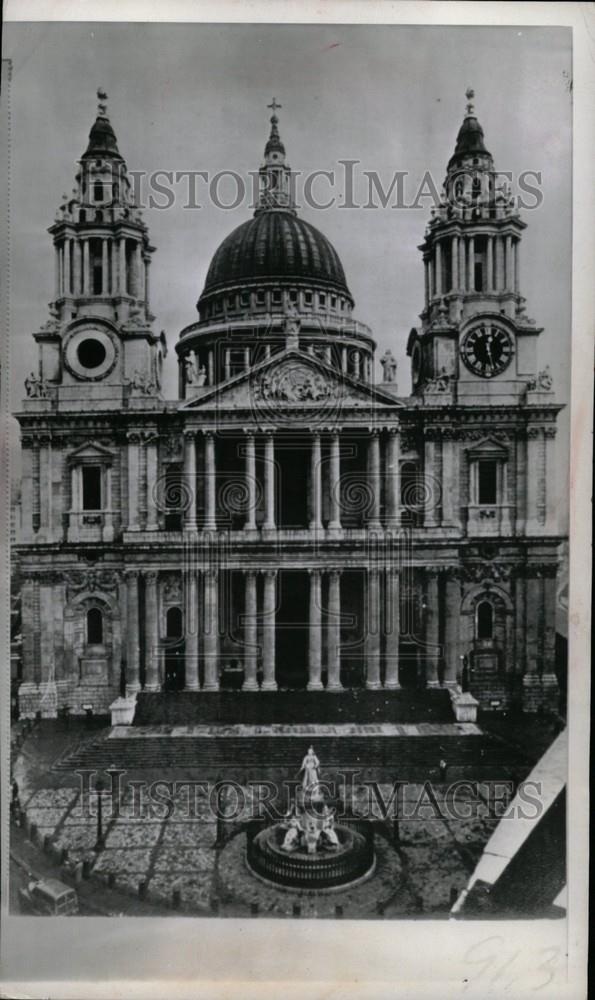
[460,323,513,378]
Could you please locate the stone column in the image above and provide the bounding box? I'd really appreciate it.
[183,431,198,530]
[145,258,151,306]
[353,351,361,379]
[261,570,277,690]
[203,431,217,531]
[514,238,520,293]
[365,568,381,689]
[425,572,440,686]
[143,571,160,691]
[467,236,475,291]
[102,238,109,295]
[505,234,513,290]
[244,432,257,534]
[118,237,127,294]
[243,571,259,690]
[207,350,215,386]
[145,436,159,531]
[544,428,557,532]
[184,569,200,690]
[263,432,276,532]
[38,436,52,537]
[495,236,504,291]
[64,239,71,295]
[367,431,381,530]
[459,238,466,292]
[309,432,322,532]
[244,346,251,371]
[341,347,348,374]
[385,429,400,528]
[327,570,343,691]
[307,569,323,690]
[224,349,231,381]
[451,235,459,290]
[423,259,430,305]
[428,258,434,299]
[125,570,141,693]
[202,569,219,691]
[54,243,61,299]
[424,437,440,527]
[135,244,143,298]
[486,235,494,292]
[384,568,400,689]
[73,241,82,296]
[82,239,89,296]
[126,433,141,531]
[444,573,460,684]
[435,240,442,297]
[328,432,342,535]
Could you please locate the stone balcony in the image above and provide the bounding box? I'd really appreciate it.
[67,510,115,543]
[465,504,514,537]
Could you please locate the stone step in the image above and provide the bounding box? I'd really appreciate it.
[54,732,526,777]
[132,688,455,727]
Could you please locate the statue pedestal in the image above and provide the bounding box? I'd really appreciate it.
[109,694,137,726]
[450,690,479,722]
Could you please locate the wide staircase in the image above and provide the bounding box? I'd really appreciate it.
[54,730,526,779]
[132,688,455,727]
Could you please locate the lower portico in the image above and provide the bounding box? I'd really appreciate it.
[122,562,469,695]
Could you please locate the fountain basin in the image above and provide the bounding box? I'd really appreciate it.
[246,822,375,891]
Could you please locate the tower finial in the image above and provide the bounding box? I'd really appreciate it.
[97,88,108,116]
[267,97,282,118]
[465,87,475,116]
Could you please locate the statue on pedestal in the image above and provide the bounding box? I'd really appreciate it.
[380,349,397,383]
[299,746,321,797]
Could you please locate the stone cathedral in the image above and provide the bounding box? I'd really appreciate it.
[15,89,563,722]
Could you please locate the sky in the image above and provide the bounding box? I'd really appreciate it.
[3,22,572,509]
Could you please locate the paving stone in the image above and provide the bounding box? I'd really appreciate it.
[105,822,163,848]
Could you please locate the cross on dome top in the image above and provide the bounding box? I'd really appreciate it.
[465,87,475,116]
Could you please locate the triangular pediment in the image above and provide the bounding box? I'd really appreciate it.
[466,435,509,456]
[67,441,116,463]
[180,349,404,412]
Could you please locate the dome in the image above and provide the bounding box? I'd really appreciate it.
[200,210,353,304]
[82,114,123,161]
[448,115,491,168]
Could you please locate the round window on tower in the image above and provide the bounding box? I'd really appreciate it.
[63,325,118,381]
[77,338,107,369]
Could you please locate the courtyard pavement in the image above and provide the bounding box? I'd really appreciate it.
[11,719,518,918]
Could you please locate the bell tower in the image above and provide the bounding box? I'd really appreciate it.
[407,89,542,404]
[255,98,296,214]
[32,89,165,408]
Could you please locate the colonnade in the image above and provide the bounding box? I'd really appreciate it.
[424,231,519,304]
[124,565,403,694]
[54,235,148,299]
[172,427,402,534]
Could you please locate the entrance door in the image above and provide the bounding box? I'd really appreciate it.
[276,571,308,689]
[277,440,309,529]
[398,640,421,688]
[163,606,185,691]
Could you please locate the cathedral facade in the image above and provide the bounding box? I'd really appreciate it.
[15,90,563,720]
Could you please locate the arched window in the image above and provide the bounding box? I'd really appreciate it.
[94,181,104,202]
[477,600,494,641]
[86,607,103,645]
[166,606,183,639]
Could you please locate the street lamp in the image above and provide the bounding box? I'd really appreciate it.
[94,774,107,852]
